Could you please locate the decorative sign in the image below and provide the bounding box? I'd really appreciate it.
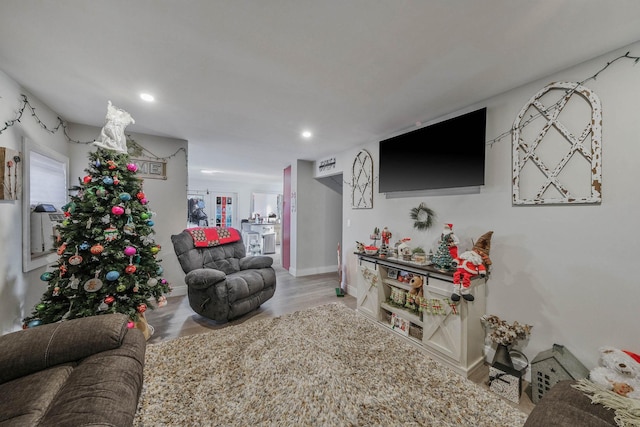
[131,158,167,180]
[318,157,336,173]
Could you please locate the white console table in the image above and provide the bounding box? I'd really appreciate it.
[356,253,486,378]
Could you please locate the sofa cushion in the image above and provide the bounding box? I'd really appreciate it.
[0,365,73,426]
[39,328,146,427]
[227,269,275,303]
[524,380,617,426]
[172,229,246,274]
[0,314,130,385]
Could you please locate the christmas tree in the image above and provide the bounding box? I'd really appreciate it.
[431,237,456,271]
[23,147,171,328]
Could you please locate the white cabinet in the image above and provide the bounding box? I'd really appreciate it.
[355,254,486,378]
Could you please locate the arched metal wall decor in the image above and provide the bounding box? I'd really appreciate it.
[351,149,373,209]
[512,81,602,205]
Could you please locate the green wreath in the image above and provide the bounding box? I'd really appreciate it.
[409,202,436,231]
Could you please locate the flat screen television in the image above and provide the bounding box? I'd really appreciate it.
[378,107,486,194]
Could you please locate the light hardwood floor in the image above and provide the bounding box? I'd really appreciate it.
[144,250,534,416]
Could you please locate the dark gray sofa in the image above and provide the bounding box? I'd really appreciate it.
[0,313,145,426]
[171,228,276,321]
[524,380,617,426]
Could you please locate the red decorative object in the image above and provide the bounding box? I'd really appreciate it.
[137,303,147,313]
[136,192,145,200]
[83,175,91,184]
[90,244,104,255]
[185,227,241,248]
[125,264,137,274]
[104,296,115,304]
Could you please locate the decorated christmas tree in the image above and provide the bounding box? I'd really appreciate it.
[23,102,170,331]
[431,236,456,271]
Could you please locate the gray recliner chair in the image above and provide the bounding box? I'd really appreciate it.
[171,228,276,321]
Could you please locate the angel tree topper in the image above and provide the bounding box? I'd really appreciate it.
[93,101,135,154]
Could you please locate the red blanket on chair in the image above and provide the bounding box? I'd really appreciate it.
[185,227,241,248]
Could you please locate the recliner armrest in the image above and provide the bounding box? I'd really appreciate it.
[0,313,131,385]
[240,256,274,270]
[185,268,227,289]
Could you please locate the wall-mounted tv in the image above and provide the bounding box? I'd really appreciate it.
[378,107,486,194]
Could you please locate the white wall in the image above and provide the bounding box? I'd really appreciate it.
[0,71,70,333]
[291,160,342,277]
[341,41,640,372]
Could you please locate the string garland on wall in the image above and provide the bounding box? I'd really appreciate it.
[486,51,640,148]
[0,93,186,164]
[1,50,639,166]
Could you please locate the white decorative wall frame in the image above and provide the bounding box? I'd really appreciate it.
[512,81,602,205]
[351,149,373,209]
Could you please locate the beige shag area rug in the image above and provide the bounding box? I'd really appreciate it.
[134,303,527,426]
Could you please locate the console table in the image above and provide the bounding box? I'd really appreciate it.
[356,253,486,378]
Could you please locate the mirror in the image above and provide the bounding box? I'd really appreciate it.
[22,138,69,272]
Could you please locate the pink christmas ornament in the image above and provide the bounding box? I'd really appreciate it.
[140,198,148,205]
[124,246,137,256]
[127,163,138,172]
[111,206,125,215]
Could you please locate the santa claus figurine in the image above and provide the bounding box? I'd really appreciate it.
[451,231,493,302]
[452,250,486,301]
[441,223,460,259]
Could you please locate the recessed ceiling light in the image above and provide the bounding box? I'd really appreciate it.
[140,93,155,102]
[301,130,313,139]
[200,169,219,174]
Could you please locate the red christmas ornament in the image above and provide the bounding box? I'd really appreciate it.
[107,160,117,170]
[83,175,91,184]
[136,192,145,200]
[113,176,120,185]
[137,303,147,313]
[125,264,137,274]
[90,244,104,255]
[57,243,67,255]
[104,295,115,304]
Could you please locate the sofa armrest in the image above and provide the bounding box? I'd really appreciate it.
[0,313,130,385]
[240,255,273,270]
[185,268,227,289]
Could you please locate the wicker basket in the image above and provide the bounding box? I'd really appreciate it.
[409,324,423,341]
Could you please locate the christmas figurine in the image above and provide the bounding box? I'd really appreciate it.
[441,223,459,259]
[451,250,486,302]
[93,101,135,154]
[451,231,493,302]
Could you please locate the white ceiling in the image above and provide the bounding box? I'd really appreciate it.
[2,1,640,185]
